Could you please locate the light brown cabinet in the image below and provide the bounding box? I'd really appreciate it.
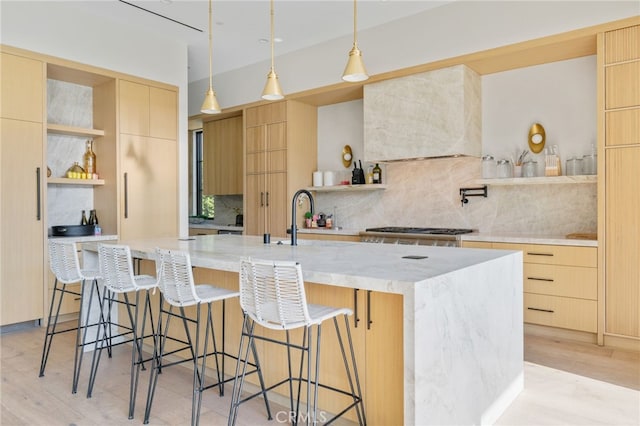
[495,243,597,333]
[0,51,45,326]
[462,241,598,333]
[119,79,177,140]
[601,24,640,342]
[0,45,178,326]
[118,81,178,239]
[244,101,317,238]
[203,115,243,195]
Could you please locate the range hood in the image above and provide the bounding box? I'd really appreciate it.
[363,65,481,162]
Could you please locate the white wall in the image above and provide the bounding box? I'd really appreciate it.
[483,56,597,175]
[189,0,638,114]
[1,1,190,236]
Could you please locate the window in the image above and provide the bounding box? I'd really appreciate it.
[192,129,214,218]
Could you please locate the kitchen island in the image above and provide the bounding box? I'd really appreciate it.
[89,234,523,425]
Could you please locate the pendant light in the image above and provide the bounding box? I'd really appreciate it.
[342,0,368,82]
[201,0,221,114]
[261,0,284,100]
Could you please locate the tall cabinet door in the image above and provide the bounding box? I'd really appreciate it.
[119,80,178,239]
[1,119,45,325]
[0,51,45,326]
[602,24,640,340]
[120,135,177,239]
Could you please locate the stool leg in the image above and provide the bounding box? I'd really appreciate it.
[72,278,99,393]
[192,302,203,426]
[125,291,140,419]
[39,279,66,377]
[336,315,366,425]
[86,286,111,398]
[143,299,167,425]
[312,325,322,426]
[294,327,309,423]
[229,316,273,425]
[248,323,272,421]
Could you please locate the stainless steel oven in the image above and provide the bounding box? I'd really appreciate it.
[359,227,474,247]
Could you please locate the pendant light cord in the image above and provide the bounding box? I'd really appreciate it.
[208,0,213,90]
[353,0,357,47]
[270,0,275,72]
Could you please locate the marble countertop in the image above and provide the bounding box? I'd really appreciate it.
[462,232,597,247]
[49,234,118,243]
[114,234,518,293]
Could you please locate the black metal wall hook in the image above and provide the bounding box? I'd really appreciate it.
[459,185,488,206]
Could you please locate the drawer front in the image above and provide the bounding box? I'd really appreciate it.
[461,241,493,249]
[524,263,597,300]
[493,243,596,267]
[524,293,597,333]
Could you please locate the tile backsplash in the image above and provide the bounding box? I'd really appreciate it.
[313,156,596,235]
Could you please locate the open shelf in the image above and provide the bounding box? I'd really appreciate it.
[48,177,105,186]
[475,175,596,186]
[47,123,105,138]
[305,184,387,192]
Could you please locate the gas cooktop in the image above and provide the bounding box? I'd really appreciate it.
[364,227,474,235]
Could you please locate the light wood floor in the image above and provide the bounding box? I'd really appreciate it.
[1,324,639,425]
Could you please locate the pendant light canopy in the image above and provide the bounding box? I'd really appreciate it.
[262,0,284,100]
[342,0,369,82]
[201,0,221,114]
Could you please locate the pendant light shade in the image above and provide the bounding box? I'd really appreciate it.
[262,0,284,100]
[201,0,221,114]
[342,0,368,82]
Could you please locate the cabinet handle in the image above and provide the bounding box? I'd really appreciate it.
[526,252,554,257]
[527,307,554,313]
[366,290,372,330]
[260,192,264,207]
[527,277,554,282]
[36,167,41,221]
[266,191,270,207]
[124,172,129,218]
[353,289,360,328]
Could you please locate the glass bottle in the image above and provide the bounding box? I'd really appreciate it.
[88,209,97,225]
[83,139,97,176]
[81,210,88,226]
[373,163,382,184]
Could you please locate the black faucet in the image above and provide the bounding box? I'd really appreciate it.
[291,189,314,246]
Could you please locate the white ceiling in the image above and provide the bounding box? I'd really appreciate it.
[67,0,452,83]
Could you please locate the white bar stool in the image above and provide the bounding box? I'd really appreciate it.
[86,243,159,419]
[39,239,102,394]
[143,248,241,426]
[228,258,366,426]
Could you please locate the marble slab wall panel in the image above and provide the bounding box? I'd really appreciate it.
[313,156,597,235]
[408,252,523,424]
[210,194,243,226]
[46,80,95,230]
[363,65,481,161]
